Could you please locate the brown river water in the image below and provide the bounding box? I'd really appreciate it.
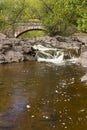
[0,62,87,130]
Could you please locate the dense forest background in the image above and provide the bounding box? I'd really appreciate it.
[0,0,87,36]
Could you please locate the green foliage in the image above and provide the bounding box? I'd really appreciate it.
[37,0,76,35]
[40,0,65,35]
[0,0,41,36]
[0,0,27,34]
[77,1,87,32]
[39,0,87,35]
[0,0,87,36]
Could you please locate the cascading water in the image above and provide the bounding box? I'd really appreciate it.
[37,51,64,64]
[33,45,79,65]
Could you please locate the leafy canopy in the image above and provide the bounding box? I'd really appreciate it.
[0,0,87,36]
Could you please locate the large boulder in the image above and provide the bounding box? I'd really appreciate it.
[72,33,87,67]
[23,44,32,54]
[4,51,24,63]
[79,51,87,67]
[0,54,5,63]
[0,38,37,63]
[0,33,7,39]
[78,41,87,67]
[81,73,87,84]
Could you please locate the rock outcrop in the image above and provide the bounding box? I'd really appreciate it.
[0,33,87,65]
[0,38,36,63]
[73,34,87,67]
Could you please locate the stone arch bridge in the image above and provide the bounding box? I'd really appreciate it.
[14,21,46,38]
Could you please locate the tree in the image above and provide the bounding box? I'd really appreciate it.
[0,0,86,36]
[0,0,41,36]
[77,0,87,32]
[37,0,87,35]
[0,0,27,36]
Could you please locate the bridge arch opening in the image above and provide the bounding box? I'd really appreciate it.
[15,29,47,38]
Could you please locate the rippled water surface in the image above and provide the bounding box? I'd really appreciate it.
[0,62,87,130]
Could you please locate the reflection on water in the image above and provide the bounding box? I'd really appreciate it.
[0,62,87,130]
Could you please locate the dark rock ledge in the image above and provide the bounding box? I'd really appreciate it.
[0,38,36,63]
[0,33,87,66]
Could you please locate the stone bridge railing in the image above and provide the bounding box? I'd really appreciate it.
[14,22,46,38]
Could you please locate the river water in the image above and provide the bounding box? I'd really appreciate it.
[0,61,87,130]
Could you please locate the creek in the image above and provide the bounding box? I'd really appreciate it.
[0,45,87,130]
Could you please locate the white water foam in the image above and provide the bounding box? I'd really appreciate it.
[33,45,78,65]
[33,44,57,51]
[37,52,64,65]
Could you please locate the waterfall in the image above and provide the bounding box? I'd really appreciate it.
[33,45,57,51]
[37,51,64,64]
[33,45,79,65]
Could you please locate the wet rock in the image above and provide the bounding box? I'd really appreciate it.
[79,51,87,67]
[0,33,86,64]
[23,44,32,54]
[71,33,87,45]
[4,51,24,63]
[24,55,36,61]
[0,38,36,63]
[81,73,87,84]
[0,55,5,63]
[0,33,7,39]
[71,34,87,67]
[13,45,23,52]
[55,35,67,42]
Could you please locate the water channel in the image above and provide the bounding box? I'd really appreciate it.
[0,60,87,130]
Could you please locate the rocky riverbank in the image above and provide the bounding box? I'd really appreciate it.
[0,33,87,66]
